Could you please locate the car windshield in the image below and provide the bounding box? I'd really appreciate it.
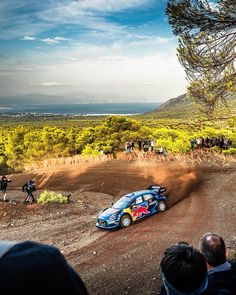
[113,196,131,210]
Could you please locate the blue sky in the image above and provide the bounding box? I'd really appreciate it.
[0,0,187,102]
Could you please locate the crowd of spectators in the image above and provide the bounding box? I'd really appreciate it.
[125,140,167,156]
[190,137,232,150]
[124,136,233,157]
[0,232,235,294]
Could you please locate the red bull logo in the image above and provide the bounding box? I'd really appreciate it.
[132,206,150,218]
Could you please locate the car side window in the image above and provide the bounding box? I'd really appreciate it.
[143,194,153,201]
[135,196,143,205]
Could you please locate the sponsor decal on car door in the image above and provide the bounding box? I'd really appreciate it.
[131,196,150,220]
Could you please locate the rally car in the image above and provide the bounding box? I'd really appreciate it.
[96,185,167,229]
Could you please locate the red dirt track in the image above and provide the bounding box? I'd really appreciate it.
[0,159,235,294]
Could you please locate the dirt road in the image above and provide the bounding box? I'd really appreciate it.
[0,160,235,294]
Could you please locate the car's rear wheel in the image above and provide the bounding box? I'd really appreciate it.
[158,201,166,212]
[120,214,132,228]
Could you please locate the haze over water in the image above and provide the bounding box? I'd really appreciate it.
[0,103,159,116]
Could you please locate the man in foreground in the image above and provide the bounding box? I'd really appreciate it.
[160,242,215,294]
[0,240,89,295]
[200,232,236,294]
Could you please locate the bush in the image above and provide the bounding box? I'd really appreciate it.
[37,190,68,204]
[222,148,236,155]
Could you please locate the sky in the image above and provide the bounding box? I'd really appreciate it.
[0,0,187,102]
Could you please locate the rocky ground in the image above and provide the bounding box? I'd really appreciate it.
[0,159,235,294]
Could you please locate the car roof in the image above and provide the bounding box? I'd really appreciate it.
[125,190,155,200]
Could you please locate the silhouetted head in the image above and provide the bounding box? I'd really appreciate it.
[161,242,208,294]
[200,232,226,268]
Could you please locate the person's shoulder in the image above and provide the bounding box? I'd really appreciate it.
[230,261,236,268]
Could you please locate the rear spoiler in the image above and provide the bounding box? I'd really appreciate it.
[147,185,166,194]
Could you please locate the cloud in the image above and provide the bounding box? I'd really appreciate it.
[0,0,153,40]
[40,82,63,86]
[21,35,36,41]
[77,0,152,12]
[54,36,70,41]
[40,38,59,45]
[40,37,69,45]
[128,36,173,47]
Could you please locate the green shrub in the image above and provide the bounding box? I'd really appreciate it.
[37,190,68,204]
[222,148,236,155]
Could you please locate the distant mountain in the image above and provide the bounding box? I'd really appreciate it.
[142,93,236,119]
[0,93,161,107]
[0,93,93,107]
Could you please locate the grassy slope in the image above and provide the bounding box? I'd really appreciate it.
[142,93,236,119]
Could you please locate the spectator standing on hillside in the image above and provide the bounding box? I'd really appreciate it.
[190,138,196,150]
[22,180,36,203]
[130,141,135,153]
[143,142,149,153]
[159,146,164,155]
[150,140,155,152]
[125,142,130,154]
[160,242,215,294]
[0,175,11,202]
[0,240,89,295]
[137,140,142,151]
[200,232,236,294]
[196,138,201,149]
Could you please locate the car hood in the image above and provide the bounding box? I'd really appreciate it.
[99,207,120,219]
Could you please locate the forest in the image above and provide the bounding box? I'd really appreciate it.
[0,115,235,172]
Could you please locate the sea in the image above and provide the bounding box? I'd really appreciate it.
[0,103,159,116]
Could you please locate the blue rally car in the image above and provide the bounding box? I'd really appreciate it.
[96,185,167,229]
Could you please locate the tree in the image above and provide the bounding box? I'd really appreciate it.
[166,0,236,116]
[166,0,236,35]
[4,126,28,170]
[188,71,235,117]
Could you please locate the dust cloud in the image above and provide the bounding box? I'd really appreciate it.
[133,161,200,207]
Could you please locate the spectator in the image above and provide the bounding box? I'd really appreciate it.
[130,141,135,153]
[196,138,201,149]
[159,146,163,154]
[163,148,168,158]
[160,242,215,294]
[0,175,11,202]
[190,138,196,150]
[125,142,130,154]
[0,240,89,295]
[201,137,205,148]
[22,179,36,203]
[150,140,155,152]
[137,140,142,151]
[143,142,149,153]
[200,232,236,294]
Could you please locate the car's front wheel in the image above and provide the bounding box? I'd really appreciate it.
[120,214,132,228]
[158,201,166,212]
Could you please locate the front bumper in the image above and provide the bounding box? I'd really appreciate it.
[96,218,120,229]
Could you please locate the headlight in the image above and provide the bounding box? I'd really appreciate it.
[109,213,117,221]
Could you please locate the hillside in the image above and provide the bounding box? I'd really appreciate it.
[143,93,236,119]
